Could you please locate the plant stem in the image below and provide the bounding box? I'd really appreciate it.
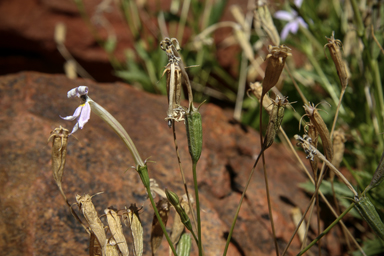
[296,203,355,256]
[192,161,203,256]
[146,182,178,256]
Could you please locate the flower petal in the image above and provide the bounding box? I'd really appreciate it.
[67,86,89,98]
[60,105,82,121]
[280,23,293,41]
[297,17,308,28]
[294,0,303,8]
[70,122,79,135]
[290,20,300,34]
[78,102,91,129]
[274,11,294,21]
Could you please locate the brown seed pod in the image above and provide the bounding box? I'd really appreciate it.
[263,96,290,150]
[123,205,143,256]
[76,194,107,255]
[332,129,346,169]
[302,103,333,162]
[262,45,292,97]
[105,208,129,256]
[89,232,102,256]
[48,126,69,200]
[324,31,348,90]
[306,122,319,174]
[150,199,170,255]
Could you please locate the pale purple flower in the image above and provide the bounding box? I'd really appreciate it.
[60,86,91,134]
[274,0,307,41]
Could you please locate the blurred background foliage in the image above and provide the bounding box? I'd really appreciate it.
[71,0,384,252]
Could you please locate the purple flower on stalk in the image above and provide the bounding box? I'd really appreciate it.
[274,0,307,41]
[60,86,91,135]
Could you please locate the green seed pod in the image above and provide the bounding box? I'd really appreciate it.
[263,96,289,150]
[176,233,192,256]
[166,189,193,232]
[354,196,384,241]
[185,104,203,164]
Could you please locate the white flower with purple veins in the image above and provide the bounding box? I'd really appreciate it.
[274,0,307,41]
[61,86,91,135]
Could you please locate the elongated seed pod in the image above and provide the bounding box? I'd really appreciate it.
[354,196,384,241]
[303,103,333,162]
[262,45,291,97]
[48,126,69,199]
[263,96,289,149]
[76,194,107,255]
[105,208,129,256]
[324,31,348,89]
[307,123,319,173]
[366,152,384,192]
[166,189,193,232]
[185,105,203,164]
[176,233,192,256]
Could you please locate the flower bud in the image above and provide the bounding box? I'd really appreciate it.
[165,189,193,232]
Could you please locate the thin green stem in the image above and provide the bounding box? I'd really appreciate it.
[192,161,203,256]
[296,203,355,256]
[146,184,178,256]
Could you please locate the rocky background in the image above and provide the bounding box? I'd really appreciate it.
[0,0,344,255]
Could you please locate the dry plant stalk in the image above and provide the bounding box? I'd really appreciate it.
[76,194,107,255]
[90,232,103,256]
[291,207,307,244]
[303,103,333,162]
[105,208,129,256]
[253,3,280,46]
[294,135,357,197]
[248,82,273,114]
[263,96,289,150]
[48,126,69,200]
[324,31,348,89]
[123,206,143,256]
[150,199,170,255]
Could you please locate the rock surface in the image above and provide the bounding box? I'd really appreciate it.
[0,0,242,81]
[0,72,341,255]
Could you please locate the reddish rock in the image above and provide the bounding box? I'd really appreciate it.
[0,72,343,255]
[0,0,246,81]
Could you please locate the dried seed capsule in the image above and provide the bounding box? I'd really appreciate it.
[176,233,192,256]
[263,96,289,150]
[366,152,384,192]
[307,123,319,173]
[105,208,129,256]
[303,103,333,162]
[324,31,349,89]
[76,194,107,255]
[354,196,384,241]
[332,129,346,169]
[164,62,183,127]
[150,199,170,255]
[262,45,291,97]
[185,104,203,164]
[123,206,143,256]
[165,189,193,232]
[48,126,69,199]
